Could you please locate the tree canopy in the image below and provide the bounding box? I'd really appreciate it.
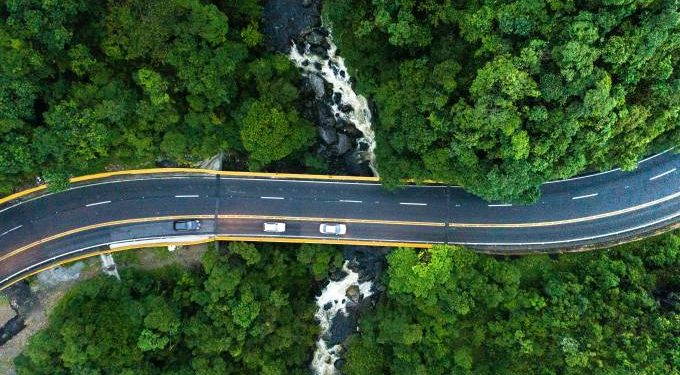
[0,0,315,195]
[324,0,680,201]
[343,231,680,374]
[14,242,344,374]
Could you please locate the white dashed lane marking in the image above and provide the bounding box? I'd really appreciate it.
[85,200,111,207]
[572,193,598,200]
[649,168,676,181]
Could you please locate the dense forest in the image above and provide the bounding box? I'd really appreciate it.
[14,242,343,374]
[323,0,679,200]
[15,232,679,374]
[1,0,678,200]
[0,0,318,195]
[344,232,680,374]
[2,1,679,374]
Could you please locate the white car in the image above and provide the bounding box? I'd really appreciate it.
[319,223,346,235]
[263,222,286,233]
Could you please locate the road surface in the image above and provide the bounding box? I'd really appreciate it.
[0,149,678,289]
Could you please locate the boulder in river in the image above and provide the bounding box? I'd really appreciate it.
[336,134,351,155]
[345,285,360,303]
[262,0,321,52]
[318,104,336,128]
[309,74,325,98]
[318,126,338,145]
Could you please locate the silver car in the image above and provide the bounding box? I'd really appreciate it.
[319,223,346,235]
[173,220,201,231]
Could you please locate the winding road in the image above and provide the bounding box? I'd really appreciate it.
[0,149,678,290]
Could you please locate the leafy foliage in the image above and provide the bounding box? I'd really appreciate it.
[344,231,680,374]
[0,0,315,195]
[14,243,344,374]
[324,0,680,201]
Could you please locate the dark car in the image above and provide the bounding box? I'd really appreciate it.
[173,220,201,231]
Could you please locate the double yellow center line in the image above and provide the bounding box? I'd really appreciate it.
[1,190,678,265]
[0,215,213,263]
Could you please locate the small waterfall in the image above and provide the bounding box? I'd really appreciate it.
[289,31,378,176]
[311,261,373,375]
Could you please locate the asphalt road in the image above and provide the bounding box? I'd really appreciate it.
[0,149,678,289]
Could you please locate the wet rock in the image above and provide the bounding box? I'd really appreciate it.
[343,246,392,282]
[0,281,35,346]
[332,92,342,105]
[318,126,338,145]
[310,44,328,58]
[345,285,360,303]
[263,0,321,52]
[343,153,373,176]
[318,105,336,128]
[305,29,326,45]
[343,122,360,136]
[309,74,325,98]
[339,104,353,113]
[0,314,25,346]
[334,358,346,370]
[3,281,35,317]
[336,134,351,155]
[334,117,348,130]
[328,312,356,346]
[323,81,334,97]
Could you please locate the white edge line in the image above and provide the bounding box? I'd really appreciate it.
[4,209,679,285]
[399,202,428,206]
[0,148,676,214]
[571,193,599,200]
[649,168,676,181]
[454,212,680,247]
[339,200,362,203]
[542,148,675,185]
[488,204,512,207]
[0,225,23,238]
[0,235,444,285]
[85,200,111,207]
[175,195,200,198]
[260,196,285,200]
[0,235,214,285]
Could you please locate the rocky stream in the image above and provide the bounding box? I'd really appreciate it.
[0,2,389,374]
[264,1,387,374]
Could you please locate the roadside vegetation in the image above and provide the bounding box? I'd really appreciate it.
[0,0,315,196]
[343,231,680,374]
[15,232,679,374]
[323,0,679,201]
[14,242,342,374]
[3,1,679,374]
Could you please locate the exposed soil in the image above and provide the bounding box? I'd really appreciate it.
[0,258,101,375]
